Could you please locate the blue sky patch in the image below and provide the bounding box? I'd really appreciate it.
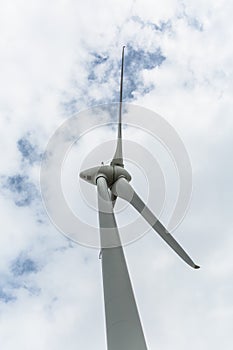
[123,46,165,99]
[86,46,166,102]
[62,43,166,115]
[11,256,38,276]
[17,137,42,164]
[0,287,16,303]
[178,4,204,32]
[91,52,109,66]
[4,174,38,207]
[131,15,171,32]
[62,97,78,115]
[186,16,203,31]
[23,284,41,296]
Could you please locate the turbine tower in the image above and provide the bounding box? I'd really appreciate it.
[79,46,200,350]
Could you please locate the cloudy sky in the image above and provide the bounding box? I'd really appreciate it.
[1,0,233,349]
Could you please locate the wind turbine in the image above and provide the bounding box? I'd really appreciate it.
[79,46,200,350]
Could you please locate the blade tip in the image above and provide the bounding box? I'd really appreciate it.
[194,265,200,269]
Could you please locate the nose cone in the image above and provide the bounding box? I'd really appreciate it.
[79,169,90,182]
[79,171,85,179]
[79,166,100,185]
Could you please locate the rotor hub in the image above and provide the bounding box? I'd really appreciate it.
[79,165,131,187]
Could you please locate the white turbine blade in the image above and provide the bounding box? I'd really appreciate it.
[111,177,200,270]
[97,176,148,350]
[111,46,125,167]
[97,176,121,248]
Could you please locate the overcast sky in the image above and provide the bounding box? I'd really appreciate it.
[1,0,233,349]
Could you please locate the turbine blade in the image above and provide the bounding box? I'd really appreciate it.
[111,46,125,168]
[97,176,148,350]
[111,177,200,269]
[111,191,117,207]
[97,176,121,248]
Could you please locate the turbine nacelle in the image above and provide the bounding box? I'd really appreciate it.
[79,165,131,187]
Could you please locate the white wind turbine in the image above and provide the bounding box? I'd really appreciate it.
[79,46,200,350]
